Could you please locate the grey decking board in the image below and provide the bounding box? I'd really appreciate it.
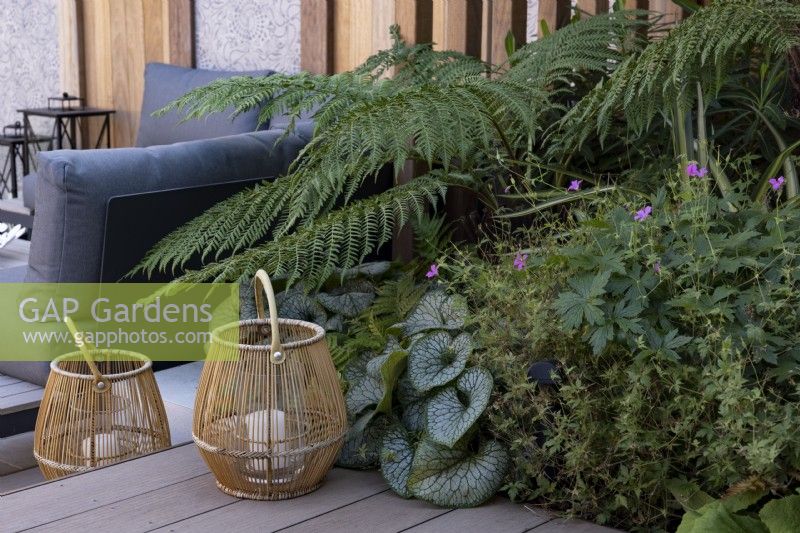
[0,444,208,530]
[276,490,451,533]
[0,387,44,414]
[2,441,619,533]
[150,468,391,533]
[403,497,551,532]
[528,518,621,532]
[26,473,235,533]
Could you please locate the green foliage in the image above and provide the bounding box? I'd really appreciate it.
[670,480,800,533]
[138,12,646,287]
[448,174,800,529]
[339,287,508,508]
[561,0,800,146]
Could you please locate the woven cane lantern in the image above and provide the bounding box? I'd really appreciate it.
[34,318,171,479]
[193,269,347,500]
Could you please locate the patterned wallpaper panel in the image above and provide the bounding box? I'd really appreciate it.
[195,0,301,74]
[0,0,60,141]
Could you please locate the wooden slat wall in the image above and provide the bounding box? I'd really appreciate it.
[314,0,520,73]
[73,0,193,148]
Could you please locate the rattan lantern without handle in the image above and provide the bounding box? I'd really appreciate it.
[34,317,171,479]
[193,269,348,500]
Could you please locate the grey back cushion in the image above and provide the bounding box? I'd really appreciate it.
[136,62,275,148]
[26,129,308,283]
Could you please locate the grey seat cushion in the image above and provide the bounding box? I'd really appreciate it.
[0,361,50,387]
[26,129,307,283]
[22,172,37,211]
[0,265,27,282]
[136,62,275,148]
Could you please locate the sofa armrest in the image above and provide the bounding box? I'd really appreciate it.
[27,129,308,282]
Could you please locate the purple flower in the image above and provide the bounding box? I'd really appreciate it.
[567,179,582,192]
[513,252,528,271]
[653,261,661,274]
[425,263,439,279]
[686,162,708,178]
[769,175,785,191]
[503,185,511,193]
[633,205,652,222]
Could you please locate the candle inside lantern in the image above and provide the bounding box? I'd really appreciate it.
[81,432,120,466]
[244,409,289,470]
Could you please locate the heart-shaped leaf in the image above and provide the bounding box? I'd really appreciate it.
[407,438,509,507]
[408,332,472,392]
[325,314,345,332]
[337,414,390,469]
[366,337,402,378]
[397,372,425,405]
[343,351,373,384]
[277,287,327,325]
[345,372,383,416]
[426,367,493,447]
[401,399,427,432]
[380,424,415,498]
[404,290,467,336]
[341,261,392,279]
[317,291,375,318]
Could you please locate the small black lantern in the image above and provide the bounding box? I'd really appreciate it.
[48,92,84,110]
[2,121,24,138]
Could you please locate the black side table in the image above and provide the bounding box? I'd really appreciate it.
[0,132,50,197]
[18,107,115,174]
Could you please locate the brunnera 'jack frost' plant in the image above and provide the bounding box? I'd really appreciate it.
[338,289,508,507]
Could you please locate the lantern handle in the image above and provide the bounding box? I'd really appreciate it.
[64,316,112,393]
[253,269,284,364]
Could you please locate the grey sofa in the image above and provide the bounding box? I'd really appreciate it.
[0,63,311,387]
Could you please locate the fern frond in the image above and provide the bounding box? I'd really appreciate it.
[174,176,447,289]
[556,0,800,150]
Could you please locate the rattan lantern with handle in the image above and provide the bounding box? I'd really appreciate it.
[34,318,171,479]
[193,269,347,500]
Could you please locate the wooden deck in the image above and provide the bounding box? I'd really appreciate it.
[0,443,617,533]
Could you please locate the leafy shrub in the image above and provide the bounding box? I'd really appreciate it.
[450,174,800,529]
[669,479,800,533]
[338,285,509,507]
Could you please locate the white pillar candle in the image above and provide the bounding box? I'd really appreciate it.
[81,432,120,466]
[244,409,288,470]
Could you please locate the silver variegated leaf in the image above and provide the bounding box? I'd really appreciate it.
[341,261,392,279]
[276,287,327,325]
[408,332,472,392]
[380,424,415,498]
[366,337,402,378]
[397,372,425,405]
[317,291,375,318]
[345,373,383,416]
[325,314,345,332]
[404,290,467,336]
[239,282,258,320]
[408,438,509,507]
[401,399,427,432]
[343,351,373,384]
[337,414,390,469]
[426,367,493,447]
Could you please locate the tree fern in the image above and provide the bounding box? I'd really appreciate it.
[140,12,645,286]
[173,176,446,287]
[556,0,800,151]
